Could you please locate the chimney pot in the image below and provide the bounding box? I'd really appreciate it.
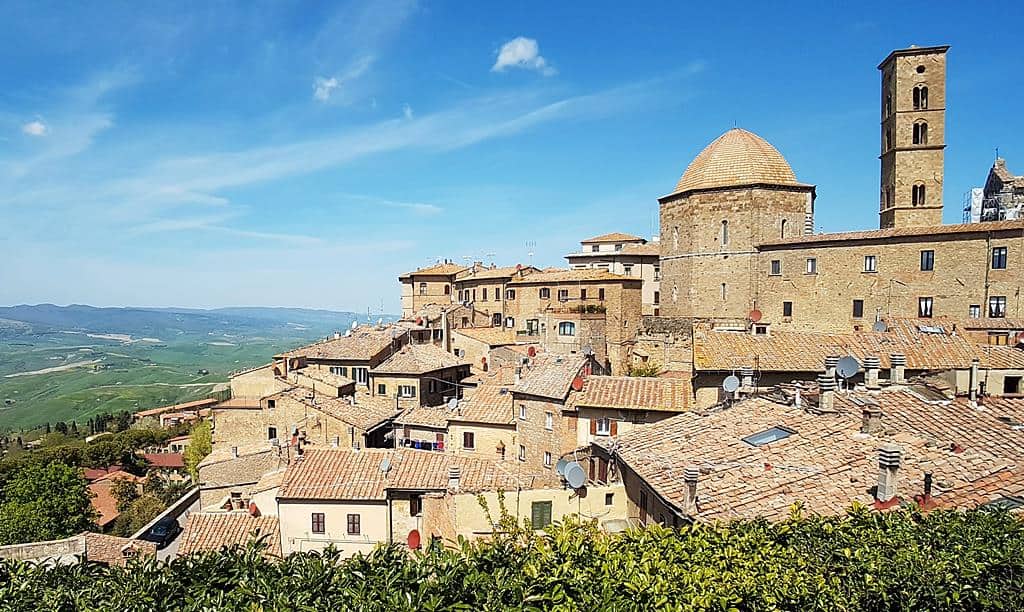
[876,443,903,504]
[824,355,840,378]
[889,353,906,385]
[969,358,981,404]
[816,374,836,412]
[740,366,754,389]
[448,466,462,491]
[860,407,883,434]
[863,356,881,390]
[230,446,238,458]
[683,465,699,514]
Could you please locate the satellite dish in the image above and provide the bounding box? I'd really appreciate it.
[555,458,570,476]
[564,462,586,489]
[379,458,392,473]
[377,318,383,326]
[749,309,763,323]
[872,321,888,333]
[722,375,740,393]
[350,321,359,330]
[447,398,459,411]
[836,356,861,379]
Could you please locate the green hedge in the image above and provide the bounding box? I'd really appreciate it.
[1,506,1022,611]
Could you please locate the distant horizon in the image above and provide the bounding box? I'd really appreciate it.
[0,303,400,315]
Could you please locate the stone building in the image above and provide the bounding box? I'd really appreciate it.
[978,158,1024,222]
[368,343,471,408]
[452,264,540,321]
[399,261,465,319]
[566,232,662,316]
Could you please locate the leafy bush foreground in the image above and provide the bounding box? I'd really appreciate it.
[1,506,1022,611]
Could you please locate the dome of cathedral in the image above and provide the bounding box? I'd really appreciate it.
[674,128,802,194]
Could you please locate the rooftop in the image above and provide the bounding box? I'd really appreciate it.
[134,398,218,418]
[507,269,638,285]
[453,326,518,347]
[141,452,185,469]
[281,388,400,432]
[178,512,281,557]
[398,262,467,280]
[277,448,554,501]
[370,343,468,375]
[670,128,808,196]
[279,325,405,361]
[759,219,1024,248]
[580,232,645,244]
[450,381,515,425]
[573,376,691,413]
[512,354,589,401]
[455,265,538,281]
[394,405,450,429]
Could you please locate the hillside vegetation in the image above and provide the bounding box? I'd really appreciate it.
[0,508,1021,611]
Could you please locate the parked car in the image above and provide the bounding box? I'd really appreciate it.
[146,517,181,549]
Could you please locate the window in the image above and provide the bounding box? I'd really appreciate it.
[614,243,623,251]
[428,379,437,394]
[505,289,516,300]
[969,304,981,319]
[410,495,422,517]
[721,283,727,301]
[782,301,793,317]
[990,333,1010,346]
[482,288,488,301]
[267,426,277,440]
[864,255,877,272]
[913,122,928,145]
[398,385,416,398]
[531,501,552,529]
[492,313,502,327]
[311,512,325,534]
[557,289,569,302]
[591,244,599,252]
[545,412,553,430]
[267,399,276,409]
[653,291,660,305]
[805,258,817,274]
[605,493,614,506]
[853,299,865,318]
[463,431,475,449]
[992,247,1008,270]
[377,383,386,395]
[598,288,605,300]
[544,451,552,467]
[918,297,934,318]
[913,85,928,110]
[742,426,794,447]
[885,126,893,150]
[654,266,661,281]
[770,260,782,275]
[518,444,526,461]
[558,321,576,336]
[595,417,611,436]
[352,367,368,384]
[623,264,633,276]
[672,226,679,250]
[457,290,464,302]
[444,284,450,295]
[580,289,587,300]
[347,514,360,535]
[329,366,348,377]
[780,218,787,239]
[418,282,427,295]
[639,490,648,523]
[912,184,926,206]
[519,404,527,420]
[720,220,729,246]
[539,287,550,299]
[920,250,934,271]
[989,296,1007,318]
[504,316,515,328]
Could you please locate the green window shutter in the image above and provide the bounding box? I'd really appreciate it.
[531,501,552,529]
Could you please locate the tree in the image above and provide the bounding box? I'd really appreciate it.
[627,361,661,377]
[45,422,51,434]
[109,475,141,512]
[0,462,95,545]
[111,495,165,537]
[54,421,68,435]
[70,421,79,436]
[183,421,212,482]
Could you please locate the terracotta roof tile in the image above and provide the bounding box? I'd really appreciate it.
[142,453,185,469]
[760,219,1024,247]
[178,512,281,557]
[370,343,468,375]
[281,325,405,361]
[134,398,218,418]
[399,262,467,279]
[512,355,588,400]
[451,382,515,424]
[453,327,518,346]
[574,376,691,413]
[82,532,156,566]
[455,265,539,281]
[581,232,645,243]
[394,405,450,428]
[279,388,399,432]
[507,269,638,285]
[672,128,806,195]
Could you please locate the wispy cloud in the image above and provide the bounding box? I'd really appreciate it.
[312,76,339,101]
[312,55,375,102]
[339,193,442,216]
[22,120,47,136]
[492,37,556,76]
[402,103,414,119]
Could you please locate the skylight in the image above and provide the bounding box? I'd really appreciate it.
[982,496,1024,511]
[742,426,795,447]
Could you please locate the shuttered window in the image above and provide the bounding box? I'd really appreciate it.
[531,501,552,529]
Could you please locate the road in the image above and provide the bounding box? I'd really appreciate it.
[156,498,199,562]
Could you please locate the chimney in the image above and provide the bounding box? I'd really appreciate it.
[824,355,840,379]
[793,382,803,408]
[889,353,906,385]
[863,355,881,390]
[875,444,903,506]
[448,466,461,491]
[817,374,836,412]
[683,465,700,515]
[230,446,238,458]
[969,357,981,404]
[860,406,883,434]
[740,366,754,390]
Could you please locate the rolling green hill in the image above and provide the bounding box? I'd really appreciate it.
[0,305,392,432]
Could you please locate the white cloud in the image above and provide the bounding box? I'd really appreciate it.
[340,193,441,216]
[402,103,413,120]
[313,76,340,101]
[492,37,556,76]
[22,120,47,136]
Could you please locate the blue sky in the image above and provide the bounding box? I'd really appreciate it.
[1,1,1022,313]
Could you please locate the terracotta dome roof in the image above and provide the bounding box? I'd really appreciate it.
[673,128,803,194]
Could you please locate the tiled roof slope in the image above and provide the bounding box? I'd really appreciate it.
[456,265,537,281]
[135,398,218,418]
[394,405,450,428]
[278,448,553,501]
[370,343,468,375]
[574,376,691,413]
[507,269,638,285]
[759,219,1024,248]
[399,262,467,279]
[512,355,588,400]
[178,513,281,557]
[673,128,805,195]
[692,324,992,372]
[82,532,157,566]
[282,389,399,432]
[451,382,515,424]
[280,326,404,361]
[603,388,1024,521]
[581,232,645,243]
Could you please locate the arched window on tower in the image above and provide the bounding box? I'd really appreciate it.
[672,226,679,251]
[721,283,727,301]
[913,86,928,110]
[780,219,787,239]
[912,184,926,207]
[913,122,928,145]
[720,220,729,247]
